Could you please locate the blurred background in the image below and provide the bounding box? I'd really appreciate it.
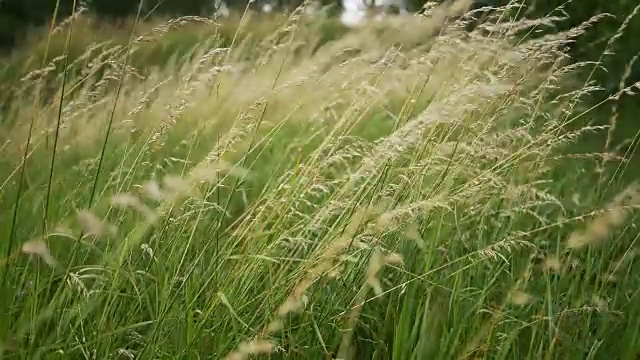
[1,0,637,103]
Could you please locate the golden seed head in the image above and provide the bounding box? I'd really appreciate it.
[21,239,57,267]
[508,290,533,306]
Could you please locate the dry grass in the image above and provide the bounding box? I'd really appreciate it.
[0,1,639,359]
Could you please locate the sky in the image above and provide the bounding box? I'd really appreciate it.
[340,0,408,26]
[211,0,408,27]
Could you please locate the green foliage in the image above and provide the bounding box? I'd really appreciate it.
[1,4,640,360]
[0,0,77,49]
[525,0,640,88]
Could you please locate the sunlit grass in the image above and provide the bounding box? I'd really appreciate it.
[0,1,639,359]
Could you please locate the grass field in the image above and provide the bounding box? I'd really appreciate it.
[1,1,640,359]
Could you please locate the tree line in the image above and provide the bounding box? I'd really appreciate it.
[0,0,477,51]
[0,0,638,79]
[0,0,303,50]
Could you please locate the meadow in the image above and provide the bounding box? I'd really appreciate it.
[1,1,640,359]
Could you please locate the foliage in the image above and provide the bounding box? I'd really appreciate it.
[1,2,640,359]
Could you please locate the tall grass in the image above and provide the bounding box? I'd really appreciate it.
[1,1,639,359]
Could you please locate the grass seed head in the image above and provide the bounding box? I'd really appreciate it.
[21,239,57,267]
[225,339,275,360]
[542,256,562,273]
[76,210,116,238]
[508,290,533,306]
